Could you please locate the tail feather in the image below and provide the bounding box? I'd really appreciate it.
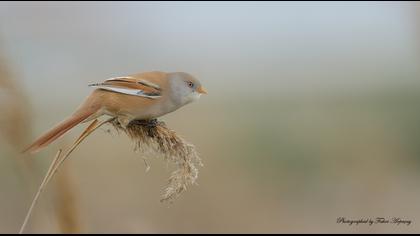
[23,110,97,154]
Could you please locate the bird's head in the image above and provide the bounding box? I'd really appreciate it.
[168,72,207,106]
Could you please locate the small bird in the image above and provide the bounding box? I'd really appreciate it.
[23,71,207,154]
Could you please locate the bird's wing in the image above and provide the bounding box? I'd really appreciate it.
[89,76,162,99]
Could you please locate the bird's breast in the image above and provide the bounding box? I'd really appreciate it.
[106,93,178,120]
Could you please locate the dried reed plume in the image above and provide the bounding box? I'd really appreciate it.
[20,117,203,233]
[112,119,203,202]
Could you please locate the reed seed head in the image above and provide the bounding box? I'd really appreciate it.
[111,119,203,202]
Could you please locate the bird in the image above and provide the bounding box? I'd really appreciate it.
[23,71,207,154]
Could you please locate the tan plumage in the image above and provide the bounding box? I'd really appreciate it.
[23,71,207,154]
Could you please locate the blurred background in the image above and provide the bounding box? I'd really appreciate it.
[0,1,420,233]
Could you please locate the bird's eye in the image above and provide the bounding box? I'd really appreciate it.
[187,81,194,88]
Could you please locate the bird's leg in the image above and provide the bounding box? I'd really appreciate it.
[142,119,159,128]
[129,118,158,127]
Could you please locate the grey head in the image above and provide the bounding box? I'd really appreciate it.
[168,72,207,106]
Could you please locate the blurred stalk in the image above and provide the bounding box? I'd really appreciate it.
[53,165,81,233]
[0,54,30,147]
[0,46,80,233]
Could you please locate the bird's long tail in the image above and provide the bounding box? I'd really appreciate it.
[23,107,100,154]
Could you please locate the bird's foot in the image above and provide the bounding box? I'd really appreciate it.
[129,118,161,128]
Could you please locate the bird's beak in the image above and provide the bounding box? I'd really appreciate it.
[197,86,208,94]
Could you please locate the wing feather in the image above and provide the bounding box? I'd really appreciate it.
[89,76,162,99]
